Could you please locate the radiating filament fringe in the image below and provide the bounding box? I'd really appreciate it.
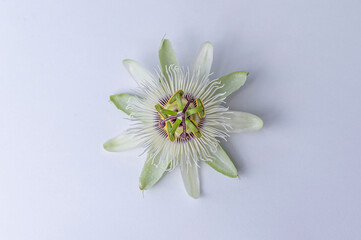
[126,65,231,170]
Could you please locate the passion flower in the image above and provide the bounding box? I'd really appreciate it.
[104,39,263,198]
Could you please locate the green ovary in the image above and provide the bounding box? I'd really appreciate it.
[155,90,205,142]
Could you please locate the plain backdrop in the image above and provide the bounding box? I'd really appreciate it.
[1,0,361,239]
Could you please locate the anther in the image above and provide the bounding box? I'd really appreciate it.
[155,90,204,141]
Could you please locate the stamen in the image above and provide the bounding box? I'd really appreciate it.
[156,90,203,142]
[154,103,168,119]
[185,118,202,138]
[176,94,183,111]
[168,90,184,104]
[127,65,231,168]
[196,98,205,118]
[161,109,177,115]
[186,106,203,115]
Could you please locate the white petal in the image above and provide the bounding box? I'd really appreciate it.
[181,163,200,199]
[227,111,263,132]
[122,59,155,87]
[206,144,238,178]
[103,133,139,152]
[139,153,169,190]
[192,42,213,80]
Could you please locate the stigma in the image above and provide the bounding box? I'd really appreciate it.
[155,90,205,142]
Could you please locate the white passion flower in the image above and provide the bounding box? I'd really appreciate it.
[104,39,263,199]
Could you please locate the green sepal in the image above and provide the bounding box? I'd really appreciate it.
[210,71,248,98]
[159,39,179,81]
[206,144,238,178]
[139,153,169,190]
[109,93,137,115]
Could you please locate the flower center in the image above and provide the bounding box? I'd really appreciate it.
[155,90,205,142]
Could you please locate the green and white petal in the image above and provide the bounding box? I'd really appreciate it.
[192,42,213,79]
[139,153,169,190]
[103,133,140,152]
[211,71,248,98]
[109,93,138,115]
[159,39,179,80]
[123,59,156,86]
[181,163,200,199]
[227,111,263,132]
[206,144,238,178]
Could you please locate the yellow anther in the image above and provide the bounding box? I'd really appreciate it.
[196,98,205,118]
[155,103,167,119]
[168,90,184,104]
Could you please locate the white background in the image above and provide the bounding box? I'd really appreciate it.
[1,0,361,239]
